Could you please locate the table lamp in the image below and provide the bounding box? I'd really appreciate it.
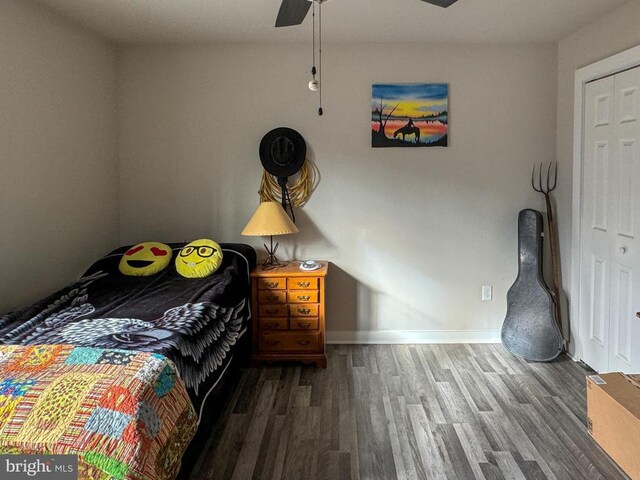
[241,201,299,269]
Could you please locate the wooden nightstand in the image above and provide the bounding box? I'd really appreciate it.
[250,262,328,368]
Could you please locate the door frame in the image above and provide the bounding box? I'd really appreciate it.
[571,44,640,363]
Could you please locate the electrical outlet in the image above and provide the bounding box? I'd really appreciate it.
[482,285,492,301]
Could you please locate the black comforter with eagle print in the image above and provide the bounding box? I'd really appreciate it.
[0,243,256,418]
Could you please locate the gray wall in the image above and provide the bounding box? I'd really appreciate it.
[4,0,638,343]
[118,43,557,339]
[0,1,119,312]
[556,0,640,354]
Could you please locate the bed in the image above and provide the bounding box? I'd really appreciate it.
[0,242,256,480]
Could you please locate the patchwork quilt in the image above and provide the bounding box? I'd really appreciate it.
[0,344,197,480]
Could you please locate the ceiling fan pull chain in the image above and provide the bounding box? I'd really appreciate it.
[308,1,319,92]
[312,1,315,75]
[318,0,323,116]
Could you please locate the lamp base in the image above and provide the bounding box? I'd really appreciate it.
[262,236,288,270]
[262,256,286,270]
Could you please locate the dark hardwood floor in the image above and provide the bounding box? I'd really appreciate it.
[190,344,627,480]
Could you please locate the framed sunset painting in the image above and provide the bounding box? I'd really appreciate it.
[371,83,448,148]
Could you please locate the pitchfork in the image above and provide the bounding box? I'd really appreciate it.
[532,162,558,196]
[532,162,564,342]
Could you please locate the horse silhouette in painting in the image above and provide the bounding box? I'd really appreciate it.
[394,119,420,144]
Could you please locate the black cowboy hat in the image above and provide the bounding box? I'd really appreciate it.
[259,127,306,178]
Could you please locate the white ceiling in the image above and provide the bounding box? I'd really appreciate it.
[37,0,629,45]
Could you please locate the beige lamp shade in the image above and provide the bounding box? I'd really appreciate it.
[241,201,299,237]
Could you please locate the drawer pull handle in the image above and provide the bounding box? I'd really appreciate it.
[297,295,311,301]
[297,322,311,329]
[298,308,311,315]
[267,295,280,301]
[265,281,279,288]
[297,340,311,346]
[297,281,311,287]
[266,340,280,346]
[266,322,280,329]
[265,308,280,315]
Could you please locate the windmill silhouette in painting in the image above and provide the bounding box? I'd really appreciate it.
[371,84,448,148]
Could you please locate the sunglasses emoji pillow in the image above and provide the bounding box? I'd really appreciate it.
[176,239,223,278]
[119,242,173,276]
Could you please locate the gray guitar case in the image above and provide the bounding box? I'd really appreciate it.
[501,209,563,362]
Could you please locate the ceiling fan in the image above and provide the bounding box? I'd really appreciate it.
[275,0,459,116]
[275,0,459,28]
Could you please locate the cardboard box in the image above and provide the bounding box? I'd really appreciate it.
[586,372,640,479]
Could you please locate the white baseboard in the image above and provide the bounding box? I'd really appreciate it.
[565,350,579,362]
[326,329,501,344]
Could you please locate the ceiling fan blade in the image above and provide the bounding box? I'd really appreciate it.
[420,0,459,7]
[275,0,312,27]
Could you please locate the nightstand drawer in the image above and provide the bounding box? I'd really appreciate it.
[259,304,288,317]
[290,318,318,330]
[258,278,287,290]
[259,332,320,352]
[289,304,319,317]
[287,290,319,303]
[289,277,318,290]
[259,317,288,330]
[258,290,287,303]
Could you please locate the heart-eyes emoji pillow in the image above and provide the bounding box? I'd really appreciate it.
[119,242,173,276]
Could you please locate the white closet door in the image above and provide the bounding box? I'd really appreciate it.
[580,67,640,373]
[608,67,640,373]
[581,76,615,373]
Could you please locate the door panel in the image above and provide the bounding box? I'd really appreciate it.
[581,67,640,373]
[609,67,640,373]
[592,141,610,231]
[611,264,632,366]
[620,86,638,124]
[581,77,615,372]
[618,140,636,237]
[589,255,607,348]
